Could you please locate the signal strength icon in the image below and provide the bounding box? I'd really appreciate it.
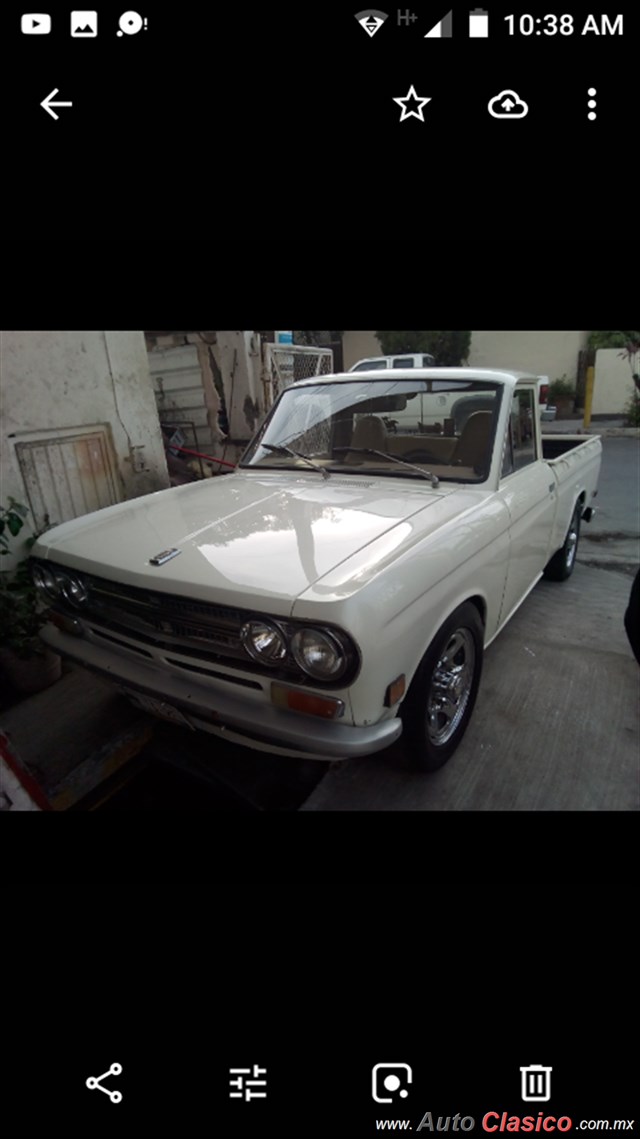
[425,9,453,37]
[355,9,389,37]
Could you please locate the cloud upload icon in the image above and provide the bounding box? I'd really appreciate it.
[488,90,528,118]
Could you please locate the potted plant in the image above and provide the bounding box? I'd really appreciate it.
[0,498,62,694]
[547,375,576,418]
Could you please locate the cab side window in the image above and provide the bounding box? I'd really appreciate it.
[502,388,537,477]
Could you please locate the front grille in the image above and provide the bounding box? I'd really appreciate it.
[46,566,306,682]
[36,561,360,688]
[77,573,249,658]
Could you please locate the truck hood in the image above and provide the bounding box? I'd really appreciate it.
[33,470,457,613]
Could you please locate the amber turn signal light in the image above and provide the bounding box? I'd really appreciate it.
[271,683,344,720]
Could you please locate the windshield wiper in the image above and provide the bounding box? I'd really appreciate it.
[331,448,439,487]
[260,443,329,479]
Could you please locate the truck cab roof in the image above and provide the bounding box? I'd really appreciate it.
[295,368,541,390]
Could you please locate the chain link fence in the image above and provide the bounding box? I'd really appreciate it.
[262,344,334,411]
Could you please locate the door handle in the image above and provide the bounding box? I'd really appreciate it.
[548,484,555,494]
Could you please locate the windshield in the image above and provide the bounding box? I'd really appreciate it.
[240,378,503,483]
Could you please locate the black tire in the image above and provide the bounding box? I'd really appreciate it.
[624,568,640,664]
[543,502,581,581]
[401,602,484,772]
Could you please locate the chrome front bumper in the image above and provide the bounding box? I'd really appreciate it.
[40,624,402,760]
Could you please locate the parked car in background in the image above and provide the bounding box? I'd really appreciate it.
[349,353,436,372]
[538,375,557,421]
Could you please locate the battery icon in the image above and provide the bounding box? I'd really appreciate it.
[469,7,489,36]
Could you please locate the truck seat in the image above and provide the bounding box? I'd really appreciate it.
[345,415,388,462]
[452,412,492,471]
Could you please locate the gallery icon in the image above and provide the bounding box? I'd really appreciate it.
[520,1064,552,1102]
[86,1062,123,1104]
[71,10,97,36]
[372,1063,412,1104]
[21,13,51,34]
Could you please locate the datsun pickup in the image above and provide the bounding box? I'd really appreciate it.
[30,370,602,769]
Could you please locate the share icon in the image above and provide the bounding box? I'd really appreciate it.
[86,1062,123,1104]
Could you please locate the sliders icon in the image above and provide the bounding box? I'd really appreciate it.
[71,11,98,36]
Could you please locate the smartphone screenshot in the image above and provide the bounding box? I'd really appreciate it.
[2,4,637,235]
[2,882,635,1137]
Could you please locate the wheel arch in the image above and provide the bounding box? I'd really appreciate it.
[404,592,488,694]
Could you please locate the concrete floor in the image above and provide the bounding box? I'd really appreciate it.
[302,562,639,811]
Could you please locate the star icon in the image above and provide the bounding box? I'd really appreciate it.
[393,84,432,122]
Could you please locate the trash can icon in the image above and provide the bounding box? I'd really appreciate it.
[520,1064,552,1101]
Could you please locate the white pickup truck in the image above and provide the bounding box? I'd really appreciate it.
[30,369,601,770]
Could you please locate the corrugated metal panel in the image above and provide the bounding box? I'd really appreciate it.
[148,344,214,448]
[15,427,120,531]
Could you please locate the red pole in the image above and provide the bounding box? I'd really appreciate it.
[171,444,236,469]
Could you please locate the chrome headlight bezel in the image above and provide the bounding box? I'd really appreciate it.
[30,562,62,600]
[240,615,358,685]
[59,571,89,607]
[240,619,288,665]
[30,561,89,607]
[290,627,347,681]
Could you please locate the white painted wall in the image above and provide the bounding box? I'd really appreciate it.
[1,331,169,560]
[343,331,589,382]
[342,332,381,370]
[593,349,637,415]
[213,331,264,440]
[468,331,589,381]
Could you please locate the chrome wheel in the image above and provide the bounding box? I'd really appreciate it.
[426,628,476,746]
[402,602,484,771]
[544,501,582,582]
[565,508,580,571]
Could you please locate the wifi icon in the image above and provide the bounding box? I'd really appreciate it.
[355,9,389,37]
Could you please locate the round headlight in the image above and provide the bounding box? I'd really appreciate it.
[290,628,345,680]
[31,563,61,599]
[241,620,287,665]
[60,572,89,607]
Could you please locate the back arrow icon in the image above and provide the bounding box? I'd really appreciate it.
[41,89,73,120]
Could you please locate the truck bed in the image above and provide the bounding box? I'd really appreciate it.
[541,434,599,460]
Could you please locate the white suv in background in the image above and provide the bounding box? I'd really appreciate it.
[538,375,557,421]
[349,353,436,372]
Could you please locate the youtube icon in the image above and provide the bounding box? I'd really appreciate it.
[21,13,52,34]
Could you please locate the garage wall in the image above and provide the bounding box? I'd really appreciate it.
[1,331,169,561]
[342,332,381,370]
[468,331,589,380]
[593,349,637,415]
[343,331,590,380]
